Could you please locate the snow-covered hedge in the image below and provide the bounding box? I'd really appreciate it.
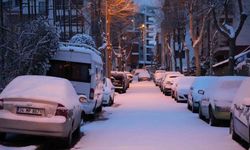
[69,34,96,48]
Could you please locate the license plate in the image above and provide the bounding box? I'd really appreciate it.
[16,107,44,116]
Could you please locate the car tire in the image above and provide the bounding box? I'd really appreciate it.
[108,97,113,106]
[230,115,240,141]
[191,101,198,113]
[199,107,205,120]
[209,107,218,126]
[62,130,73,149]
[187,102,191,110]
[75,124,81,139]
[0,132,6,141]
[96,105,102,113]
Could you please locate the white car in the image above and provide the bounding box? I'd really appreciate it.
[154,70,166,86]
[175,76,196,102]
[199,76,246,126]
[187,76,218,113]
[230,77,250,145]
[138,70,151,81]
[162,73,184,96]
[0,75,83,148]
[102,78,115,106]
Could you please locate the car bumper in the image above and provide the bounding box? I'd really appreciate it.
[213,109,230,120]
[0,110,70,138]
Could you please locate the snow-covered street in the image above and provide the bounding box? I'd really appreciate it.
[0,81,245,150]
[72,81,244,150]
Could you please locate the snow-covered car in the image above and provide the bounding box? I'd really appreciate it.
[154,70,166,86]
[0,75,83,148]
[111,72,127,93]
[138,70,151,81]
[159,72,181,92]
[199,76,246,126]
[162,73,184,96]
[124,71,133,83]
[187,76,218,113]
[174,76,196,102]
[230,77,250,145]
[102,78,115,106]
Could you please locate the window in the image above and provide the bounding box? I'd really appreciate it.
[47,60,91,83]
[39,2,46,14]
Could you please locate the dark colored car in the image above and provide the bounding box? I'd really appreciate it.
[111,72,127,93]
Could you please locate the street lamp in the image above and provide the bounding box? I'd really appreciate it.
[140,24,146,68]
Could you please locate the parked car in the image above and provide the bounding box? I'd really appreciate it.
[0,75,83,148]
[230,77,250,145]
[162,73,184,96]
[124,71,133,83]
[111,71,127,93]
[102,78,115,106]
[47,42,104,117]
[138,70,151,81]
[187,76,218,113]
[199,76,246,126]
[174,76,196,102]
[154,70,166,86]
[159,72,181,92]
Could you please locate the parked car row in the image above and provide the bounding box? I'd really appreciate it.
[155,72,250,148]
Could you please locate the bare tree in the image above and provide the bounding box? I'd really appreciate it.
[212,0,248,75]
[0,18,59,89]
[187,0,212,76]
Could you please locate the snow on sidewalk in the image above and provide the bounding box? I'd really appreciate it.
[73,81,244,150]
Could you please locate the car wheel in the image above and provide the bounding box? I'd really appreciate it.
[96,105,102,113]
[199,107,205,120]
[191,101,198,113]
[108,96,113,106]
[187,102,191,110]
[62,130,73,148]
[209,107,218,126]
[75,124,81,139]
[230,115,240,141]
[0,132,6,141]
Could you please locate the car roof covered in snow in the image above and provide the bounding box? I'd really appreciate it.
[0,75,79,108]
[233,77,250,105]
[59,43,103,65]
[205,76,246,101]
[191,76,218,89]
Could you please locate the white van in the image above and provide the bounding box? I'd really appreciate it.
[47,42,104,117]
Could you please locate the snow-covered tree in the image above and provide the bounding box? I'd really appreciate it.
[69,33,97,48]
[212,0,248,75]
[0,18,59,89]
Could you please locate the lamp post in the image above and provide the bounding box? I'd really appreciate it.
[140,24,146,68]
[105,1,112,78]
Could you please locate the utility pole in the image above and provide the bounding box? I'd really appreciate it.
[106,0,112,78]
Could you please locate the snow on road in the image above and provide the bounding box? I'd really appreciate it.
[72,81,244,150]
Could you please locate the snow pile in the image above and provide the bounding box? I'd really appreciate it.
[69,34,96,48]
[0,75,79,108]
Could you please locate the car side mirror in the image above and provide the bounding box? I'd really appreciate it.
[79,95,87,103]
[198,90,205,95]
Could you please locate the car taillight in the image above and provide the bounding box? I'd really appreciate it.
[89,88,94,100]
[0,99,3,110]
[55,104,68,118]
